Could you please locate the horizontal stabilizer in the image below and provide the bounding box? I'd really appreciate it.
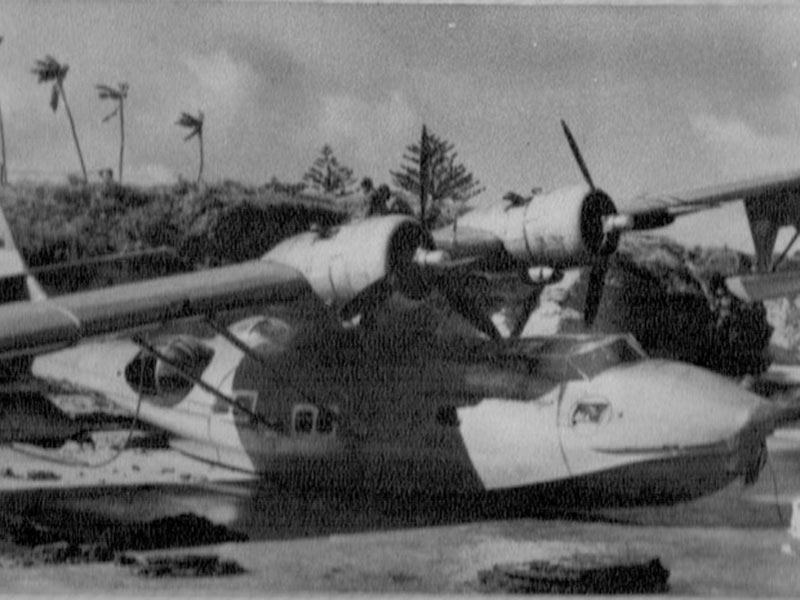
[726,270,800,302]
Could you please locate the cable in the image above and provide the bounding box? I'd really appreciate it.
[11,357,147,469]
[767,453,784,525]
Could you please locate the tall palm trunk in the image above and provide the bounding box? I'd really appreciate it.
[118,99,124,184]
[57,81,87,183]
[197,132,204,183]
[0,102,6,185]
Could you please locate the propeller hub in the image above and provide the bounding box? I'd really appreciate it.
[580,189,619,256]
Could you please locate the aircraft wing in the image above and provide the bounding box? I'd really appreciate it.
[628,168,800,227]
[0,260,311,360]
[631,168,800,284]
[725,271,800,302]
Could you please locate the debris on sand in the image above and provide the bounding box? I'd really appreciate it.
[477,552,670,594]
[123,431,171,450]
[0,513,247,568]
[116,552,245,577]
[25,470,60,481]
[96,513,247,552]
[26,541,114,566]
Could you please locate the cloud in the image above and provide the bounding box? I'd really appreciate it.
[691,112,800,177]
[183,50,253,115]
[126,163,177,186]
[302,90,418,180]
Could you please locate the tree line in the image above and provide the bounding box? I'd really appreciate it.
[3,46,486,228]
[301,125,484,230]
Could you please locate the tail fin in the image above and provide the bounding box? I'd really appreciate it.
[0,206,46,302]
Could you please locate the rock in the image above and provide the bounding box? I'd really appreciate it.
[0,513,247,567]
[25,470,60,481]
[31,541,74,564]
[478,552,670,594]
[117,552,245,578]
[98,513,247,552]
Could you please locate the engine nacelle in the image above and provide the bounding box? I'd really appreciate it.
[457,184,618,267]
[263,216,430,306]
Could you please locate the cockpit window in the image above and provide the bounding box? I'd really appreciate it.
[568,336,646,379]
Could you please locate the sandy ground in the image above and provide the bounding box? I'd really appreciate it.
[0,428,799,594]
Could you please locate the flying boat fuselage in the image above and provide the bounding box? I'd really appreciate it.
[33,309,771,510]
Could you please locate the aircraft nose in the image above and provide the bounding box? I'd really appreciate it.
[588,360,767,452]
[559,359,774,503]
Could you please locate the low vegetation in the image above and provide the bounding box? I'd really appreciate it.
[593,235,772,377]
[0,180,346,270]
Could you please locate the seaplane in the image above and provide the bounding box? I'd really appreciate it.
[1,121,800,511]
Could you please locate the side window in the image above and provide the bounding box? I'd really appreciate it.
[291,404,339,436]
[317,406,338,434]
[124,352,158,396]
[293,406,316,435]
[436,405,460,427]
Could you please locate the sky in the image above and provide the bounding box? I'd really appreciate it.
[4,2,800,252]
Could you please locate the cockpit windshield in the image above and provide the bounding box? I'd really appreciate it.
[567,335,647,379]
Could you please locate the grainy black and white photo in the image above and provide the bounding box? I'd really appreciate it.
[0,0,799,595]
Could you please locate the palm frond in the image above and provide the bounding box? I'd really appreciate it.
[96,82,128,101]
[102,107,119,123]
[176,111,203,143]
[32,55,69,83]
[176,112,203,129]
[96,84,118,99]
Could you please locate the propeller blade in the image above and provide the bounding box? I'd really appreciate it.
[509,288,543,338]
[561,120,595,191]
[339,278,394,323]
[430,271,501,341]
[583,256,609,327]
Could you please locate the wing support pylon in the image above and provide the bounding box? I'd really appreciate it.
[131,335,268,428]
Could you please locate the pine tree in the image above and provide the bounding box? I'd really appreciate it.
[391,125,484,229]
[302,145,357,197]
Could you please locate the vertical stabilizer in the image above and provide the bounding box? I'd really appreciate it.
[0,205,46,302]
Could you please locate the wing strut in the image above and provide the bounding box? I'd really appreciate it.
[131,334,272,428]
[771,229,800,273]
[203,316,330,407]
[203,316,272,367]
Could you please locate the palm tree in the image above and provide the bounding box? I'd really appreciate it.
[97,82,129,184]
[176,111,204,182]
[31,55,88,183]
[0,36,6,185]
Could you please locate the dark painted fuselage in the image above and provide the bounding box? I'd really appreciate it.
[34,302,772,509]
